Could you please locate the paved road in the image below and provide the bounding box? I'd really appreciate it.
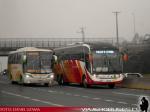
[0,75,150,110]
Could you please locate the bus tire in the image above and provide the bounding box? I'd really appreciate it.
[44,83,49,86]
[11,81,17,84]
[108,84,115,89]
[82,76,89,88]
[10,75,17,84]
[19,75,24,85]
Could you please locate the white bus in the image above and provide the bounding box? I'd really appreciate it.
[8,47,54,85]
[53,42,123,88]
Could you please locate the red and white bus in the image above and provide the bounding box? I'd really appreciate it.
[53,43,123,88]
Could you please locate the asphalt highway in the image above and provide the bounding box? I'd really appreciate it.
[0,75,150,110]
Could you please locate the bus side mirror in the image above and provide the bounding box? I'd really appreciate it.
[23,55,27,64]
[53,55,57,62]
[122,54,128,62]
[51,55,57,68]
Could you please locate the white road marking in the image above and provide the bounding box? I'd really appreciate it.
[65,93,72,96]
[74,94,80,97]
[48,90,56,93]
[82,96,89,98]
[1,90,63,106]
[132,104,138,106]
[117,101,128,104]
[113,92,150,97]
[31,99,41,102]
[93,98,101,100]
[22,96,30,99]
[105,99,114,102]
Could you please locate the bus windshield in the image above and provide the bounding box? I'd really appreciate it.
[92,50,122,74]
[26,51,52,74]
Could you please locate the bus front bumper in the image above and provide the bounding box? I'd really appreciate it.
[89,80,122,85]
[23,78,53,84]
[87,74,124,85]
[23,73,55,85]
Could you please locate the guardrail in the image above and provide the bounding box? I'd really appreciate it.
[0,38,114,49]
[117,77,150,90]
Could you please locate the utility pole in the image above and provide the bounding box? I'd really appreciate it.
[113,12,120,48]
[132,13,136,36]
[77,27,85,43]
[0,62,2,73]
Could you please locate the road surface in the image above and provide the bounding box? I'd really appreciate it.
[0,75,150,110]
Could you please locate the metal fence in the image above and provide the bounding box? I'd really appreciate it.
[0,38,114,49]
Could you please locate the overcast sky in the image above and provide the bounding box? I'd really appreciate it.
[0,0,150,41]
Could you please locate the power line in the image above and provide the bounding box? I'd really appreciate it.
[132,13,136,36]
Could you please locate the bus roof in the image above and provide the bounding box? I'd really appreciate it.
[88,42,118,50]
[54,42,118,55]
[54,43,90,55]
[9,47,53,54]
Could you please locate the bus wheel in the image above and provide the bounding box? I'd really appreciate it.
[82,76,89,88]
[19,76,24,85]
[108,84,115,89]
[10,75,15,84]
[11,81,17,84]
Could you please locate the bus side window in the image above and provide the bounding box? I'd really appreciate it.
[11,54,15,64]
[11,55,13,64]
[15,54,18,64]
[18,53,21,64]
[8,54,12,64]
[63,54,70,61]
[14,54,18,64]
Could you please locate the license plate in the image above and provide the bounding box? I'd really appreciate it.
[106,80,111,82]
[38,80,43,82]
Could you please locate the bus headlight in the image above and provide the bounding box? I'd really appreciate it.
[50,74,54,79]
[25,75,30,78]
[25,73,33,78]
[93,74,96,78]
[47,73,54,79]
[115,75,120,78]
